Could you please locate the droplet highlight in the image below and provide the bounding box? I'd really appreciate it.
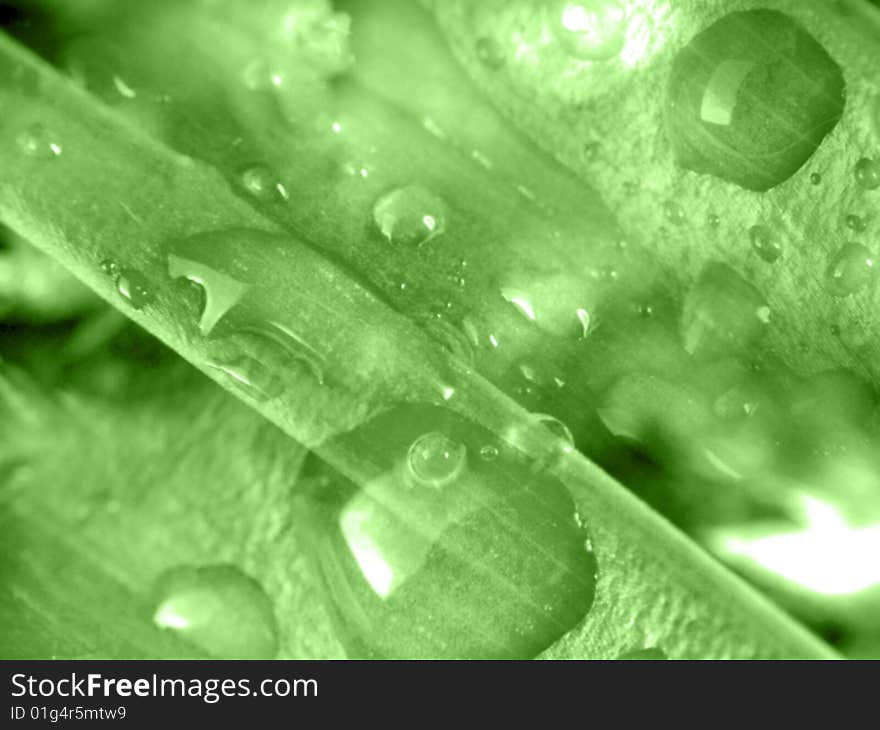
[373,185,447,246]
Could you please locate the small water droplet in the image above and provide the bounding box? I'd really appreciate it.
[551,1,627,61]
[152,565,278,659]
[708,214,720,228]
[112,268,154,310]
[480,445,499,461]
[810,171,822,185]
[664,200,686,225]
[475,36,504,69]
[239,165,288,202]
[534,413,575,453]
[168,255,249,336]
[407,432,467,488]
[302,406,597,658]
[373,185,447,246]
[825,242,875,296]
[845,214,866,232]
[17,123,62,158]
[749,224,781,263]
[855,157,880,190]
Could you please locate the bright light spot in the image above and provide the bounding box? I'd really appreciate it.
[271,73,284,88]
[331,121,342,134]
[423,215,436,232]
[502,287,537,322]
[340,503,395,598]
[153,602,190,630]
[441,386,455,401]
[714,496,880,595]
[113,75,137,99]
[576,307,591,337]
[489,334,500,348]
[49,143,62,156]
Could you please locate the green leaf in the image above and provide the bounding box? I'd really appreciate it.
[0,1,839,658]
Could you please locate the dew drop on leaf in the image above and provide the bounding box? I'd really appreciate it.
[534,413,575,453]
[373,185,447,246]
[825,242,875,297]
[680,263,768,358]
[301,407,598,659]
[708,214,720,228]
[810,172,822,185]
[406,432,467,488]
[666,10,845,191]
[550,0,627,61]
[206,352,284,402]
[17,123,62,158]
[475,36,504,69]
[480,445,499,461]
[114,268,154,310]
[152,565,278,659]
[664,200,686,225]
[749,224,781,263]
[239,164,288,202]
[854,157,880,191]
[845,214,866,233]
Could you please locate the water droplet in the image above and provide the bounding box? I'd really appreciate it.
[168,254,249,336]
[551,1,627,61]
[855,157,880,191]
[825,242,875,297]
[239,164,288,202]
[810,172,822,185]
[113,268,154,310]
[845,214,866,232]
[534,413,575,453]
[749,224,782,263]
[152,565,278,659]
[666,10,845,191]
[301,406,597,658]
[680,263,768,357]
[373,185,447,246]
[17,123,62,158]
[664,200,686,225]
[708,214,720,228]
[501,273,595,339]
[407,432,467,488]
[475,36,504,69]
[207,352,284,402]
[480,445,499,461]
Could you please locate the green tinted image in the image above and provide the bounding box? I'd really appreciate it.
[1,0,879,660]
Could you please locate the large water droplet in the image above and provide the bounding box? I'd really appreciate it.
[373,185,447,246]
[406,432,467,488]
[168,254,249,336]
[152,565,278,658]
[749,224,782,263]
[301,406,597,659]
[550,1,627,61]
[534,413,575,454]
[666,10,845,191]
[680,263,769,357]
[854,157,880,191]
[825,242,875,297]
[845,214,866,233]
[17,123,63,158]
